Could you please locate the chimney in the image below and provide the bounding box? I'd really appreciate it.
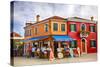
[36,15,40,22]
[90,16,94,21]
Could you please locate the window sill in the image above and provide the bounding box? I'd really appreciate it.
[70,31,77,33]
[91,47,96,48]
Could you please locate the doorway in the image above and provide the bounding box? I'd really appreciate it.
[81,38,87,54]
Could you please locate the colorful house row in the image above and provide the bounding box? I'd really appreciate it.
[24,15,97,57]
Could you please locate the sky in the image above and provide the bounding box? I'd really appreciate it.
[11,1,98,37]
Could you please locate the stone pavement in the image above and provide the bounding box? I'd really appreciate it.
[13,53,97,66]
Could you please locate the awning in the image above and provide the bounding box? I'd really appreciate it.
[28,36,49,41]
[52,35,73,41]
[24,35,73,42]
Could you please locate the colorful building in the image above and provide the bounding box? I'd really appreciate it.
[24,15,97,58]
[67,17,97,54]
[24,15,73,58]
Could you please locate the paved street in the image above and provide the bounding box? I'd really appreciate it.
[14,53,97,66]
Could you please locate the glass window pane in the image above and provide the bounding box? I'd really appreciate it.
[53,23,58,31]
[90,40,96,47]
[45,24,48,32]
[70,24,76,32]
[61,24,65,31]
[90,26,95,32]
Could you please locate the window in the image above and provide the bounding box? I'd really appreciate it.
[70,24,76,32]
[53,23,58,31]
[25,30,27,36]
[90,26,96,32]
[90,40,96,47]
[61,24,65,32]
[44,24,49,32]
[35,27,37,35]
[27,30,29,36]
[81,24,86,31]
[70,40,77,48]
[30,29,31,36]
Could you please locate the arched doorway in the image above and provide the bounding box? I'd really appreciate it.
[81,38,87,54]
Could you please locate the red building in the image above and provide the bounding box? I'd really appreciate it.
[66,17,97,55]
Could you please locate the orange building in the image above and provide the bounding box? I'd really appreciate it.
[24,15,73,58]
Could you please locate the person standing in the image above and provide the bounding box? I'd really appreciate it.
[49,48,55,61]
[69,47,74,58]
[77,47,81,57]
[36,47,40,57]
[32,46,36,57]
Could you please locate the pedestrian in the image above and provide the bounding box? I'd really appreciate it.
[77,47,81,57]
[36,47,40,57]
[69,48,74,58]
[32,46,36,57]
[49,48,55,61]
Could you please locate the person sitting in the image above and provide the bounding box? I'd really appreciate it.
[41,46,47,58]
[57,47,63,59]
[64,45,70,57]
[46,46,51,59]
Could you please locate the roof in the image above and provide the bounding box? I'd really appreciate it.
[25,16,97,28]
[11,32,24,39]
[25,16,66,27]
[11,32,21,37]
[67,17,97,23]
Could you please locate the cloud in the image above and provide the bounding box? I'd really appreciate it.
[11,1,98,36]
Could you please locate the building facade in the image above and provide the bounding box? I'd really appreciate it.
[67,17,97,54]
[24,15,73,58]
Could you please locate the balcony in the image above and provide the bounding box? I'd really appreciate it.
[80,31,90,38]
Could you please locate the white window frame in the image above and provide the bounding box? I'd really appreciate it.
[53,23,58,32]
[61,23,66,32]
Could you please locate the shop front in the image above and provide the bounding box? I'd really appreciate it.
[24,35,73,59]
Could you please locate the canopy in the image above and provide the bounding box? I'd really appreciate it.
[52,35,73,41]
[28,36,49,41]
[24,35,73,42]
